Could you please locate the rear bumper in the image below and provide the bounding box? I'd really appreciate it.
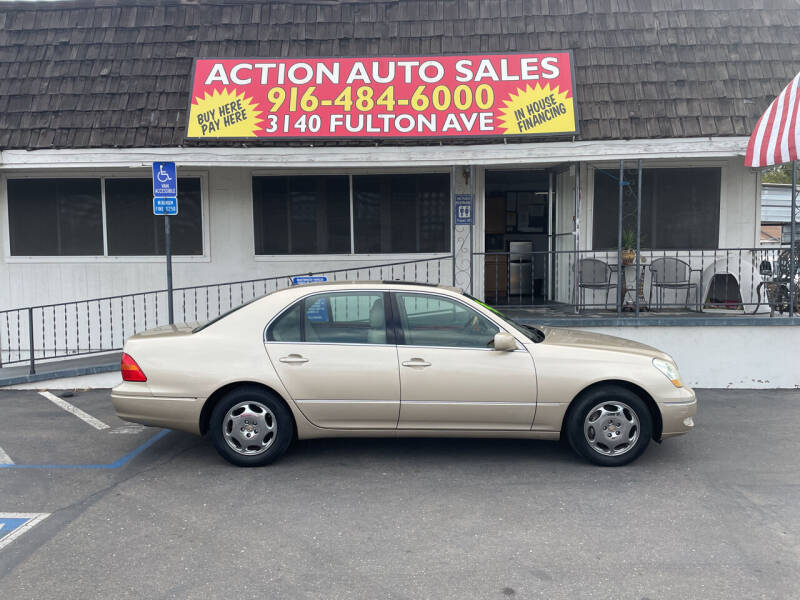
[659,386,697,439]
[111,391,202,435]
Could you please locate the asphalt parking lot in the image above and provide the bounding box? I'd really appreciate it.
[0,388,798,599]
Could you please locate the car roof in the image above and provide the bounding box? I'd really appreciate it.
[287,280,463,294]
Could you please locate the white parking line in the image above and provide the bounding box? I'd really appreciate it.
[108,424,146,435]
[39,391,110,430]
[0,446,13,465]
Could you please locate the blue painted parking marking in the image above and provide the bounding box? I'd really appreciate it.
[0,429,170,470]
[0,513,50,550]
[0,517,30,532]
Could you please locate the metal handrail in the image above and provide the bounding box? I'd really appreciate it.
[475,246,798,314]
[0,255,455,372]
[1,246,797,373]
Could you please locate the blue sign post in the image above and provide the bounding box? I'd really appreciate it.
[153,162,177,324]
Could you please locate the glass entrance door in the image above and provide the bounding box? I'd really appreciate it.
[484,170,553,305]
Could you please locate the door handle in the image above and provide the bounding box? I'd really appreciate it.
[279,354,309,364]
[401,359,431,368]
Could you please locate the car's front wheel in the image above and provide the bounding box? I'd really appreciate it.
[566,386,652,466]
[209,386,294,467]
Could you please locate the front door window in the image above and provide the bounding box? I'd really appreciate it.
[396,293,498,348]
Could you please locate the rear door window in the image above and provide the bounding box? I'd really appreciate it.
[267,292,389,345]
[268,302,302,341]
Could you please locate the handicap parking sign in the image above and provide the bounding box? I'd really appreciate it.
[0,513,50,550]
[152,162,177,197]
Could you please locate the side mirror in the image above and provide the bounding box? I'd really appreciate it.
[492,332,517,352]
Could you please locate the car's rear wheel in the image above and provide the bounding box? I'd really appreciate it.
[566,386,652,466]
[209,386,294,467]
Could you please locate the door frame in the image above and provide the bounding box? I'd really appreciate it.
[481,167,558,304]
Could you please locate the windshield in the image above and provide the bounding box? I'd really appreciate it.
[464,295,545,343]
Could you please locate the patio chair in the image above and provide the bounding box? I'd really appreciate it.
[648,257,702,311]
[574,258,616,311]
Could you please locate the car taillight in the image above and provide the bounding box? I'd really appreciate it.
[120,353,147,382]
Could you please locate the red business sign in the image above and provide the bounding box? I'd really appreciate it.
[186,53,578,140]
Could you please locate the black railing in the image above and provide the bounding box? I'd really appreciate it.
[479,246,799,315]
[2,246,798,373]
[0,256,454,372]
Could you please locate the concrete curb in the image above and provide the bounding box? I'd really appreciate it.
[0,362,120,388]
[518,316,800,327]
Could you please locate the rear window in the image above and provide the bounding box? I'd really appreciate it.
[192,297,259,333]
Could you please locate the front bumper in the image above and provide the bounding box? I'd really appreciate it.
[659,386,697,439]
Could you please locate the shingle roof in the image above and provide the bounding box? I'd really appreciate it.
[1,0,799,149]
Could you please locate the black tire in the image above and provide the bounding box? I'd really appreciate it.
[566,385,652,467]
[209,385,294,467]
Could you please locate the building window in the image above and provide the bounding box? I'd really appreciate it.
[592,167,721,250]
[353,173,450,253]
[105,178,203,255]
[253,175,350,254]
[760,183,794,246]
[7,178,104,256]
[6,176,204,257]
[253,173,451,255]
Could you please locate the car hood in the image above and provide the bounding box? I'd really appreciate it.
[538,326,670,360]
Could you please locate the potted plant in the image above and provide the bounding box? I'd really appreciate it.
[621,229,637,265]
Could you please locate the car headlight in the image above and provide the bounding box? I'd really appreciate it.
[652,358,683,388]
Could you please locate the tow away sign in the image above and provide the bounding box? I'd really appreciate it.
[153,197,179,216]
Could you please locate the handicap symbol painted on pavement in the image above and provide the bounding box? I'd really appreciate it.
[0,513,50,550]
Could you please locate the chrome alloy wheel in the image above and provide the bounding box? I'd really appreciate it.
[222,401,276,456]
[583,401,640,457]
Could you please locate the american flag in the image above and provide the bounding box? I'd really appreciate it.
[745,71,800,168]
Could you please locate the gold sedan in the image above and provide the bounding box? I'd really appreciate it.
[112,282,696,467]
